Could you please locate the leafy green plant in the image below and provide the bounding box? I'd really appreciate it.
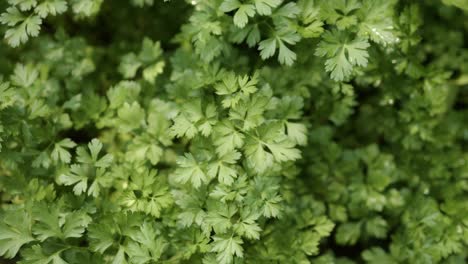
[0,0,467,263]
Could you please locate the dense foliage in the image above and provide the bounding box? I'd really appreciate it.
[0,0,468,263]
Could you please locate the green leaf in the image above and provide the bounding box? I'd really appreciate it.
[118,38,164,81]
[335,222,361,245]
[219,0,240,12]
[278,40,296,66]
[142,61,165,84]
[88,222,115,254]
[32,203,91,241]
[365,217,388,238]
[254,0,282,15]
[319,0,360,29]
[362,247,395,264]
[117,102,146,132]
[315,30,370,81]
[442,0,468,10]
[213,121,245,155]
[244,123,301,172]
[126,222,167,263]
[28,100,50,119]
[214,72,238,96]
[285,122,307,146]
[258,33,300,65]
[312,216,335,237]
[131,0,154,7]
[71,0,103,17]
[77,138,113,168]
[138,38,163,62]
[206,203,237,234]
[107,81,141,109]
[119,53,142,79]
[210,235,244,264]
[112,246,127,264]
[62,211,92,238]
[229,92,270,130]
[35,0,68,18]
[233,210,261,239]
[20,245,68,264]
[274,2,300,18]
[298,0,324,38]
[233,5,255,28]
[170,101,217,138]
[259,38,277,59]
[57,160,111,197]
[10,64,38,87]
[207,151,241,185]
[51,138,77,164]
[262,195,282,218]
[0,81,16,110]
[2,14,42,47]
[32,204,62,241]
[0,7,25,26]
[198,103,218,136]
[57,166,88,195]
[300,231,321,255]
[8,0,38,11]
[170,101,204,138]
[358,0,398,46]
[174,153,208,188]
[170,114,198,139]
[0,211,34,259]
[120,169,173,217]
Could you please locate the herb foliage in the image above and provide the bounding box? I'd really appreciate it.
[0,0,468,263]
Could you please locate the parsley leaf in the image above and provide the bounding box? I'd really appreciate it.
[174,153,209,188]
[210,235,244,264]
[315,30,370,81]
[0,211,34,259]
